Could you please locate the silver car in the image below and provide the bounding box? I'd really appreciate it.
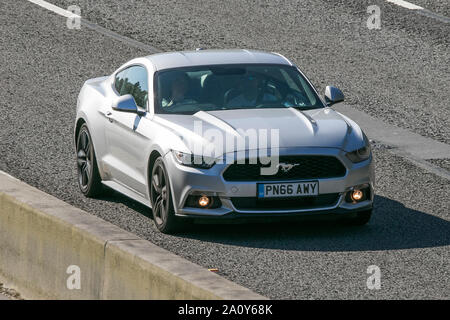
[74,49,374,233]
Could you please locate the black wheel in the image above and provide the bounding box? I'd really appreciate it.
[76,124,103,197]
[150,157,182,233]
[346,209,372,226]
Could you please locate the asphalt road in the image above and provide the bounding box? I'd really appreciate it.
[1,0,449,299]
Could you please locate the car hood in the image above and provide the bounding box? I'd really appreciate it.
[154,107,365,155]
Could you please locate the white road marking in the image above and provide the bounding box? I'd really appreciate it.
[386,1,450,23]
[26,0,159,52]
[27,0,80,18]
[386,0,423,10]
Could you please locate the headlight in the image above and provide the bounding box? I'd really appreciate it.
[345,134,371,163]
[172,150,215,169]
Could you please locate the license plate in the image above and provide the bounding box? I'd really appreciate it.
[257,181,319,198]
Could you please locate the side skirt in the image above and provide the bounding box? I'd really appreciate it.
[102,180,151,208]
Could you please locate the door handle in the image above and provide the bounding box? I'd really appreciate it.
[105,111,113,122]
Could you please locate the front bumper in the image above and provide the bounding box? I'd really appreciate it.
[164,147,374,218]
[177,206,373,224]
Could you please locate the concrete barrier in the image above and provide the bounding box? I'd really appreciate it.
[0,171,264,299]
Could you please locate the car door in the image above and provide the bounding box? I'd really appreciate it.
[103,65,150,197]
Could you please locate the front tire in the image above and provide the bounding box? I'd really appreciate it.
[76,124,103,197]
[150,157,183,233]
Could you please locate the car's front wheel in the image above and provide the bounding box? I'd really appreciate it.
[150,157,183,233]
[76,124,103,197]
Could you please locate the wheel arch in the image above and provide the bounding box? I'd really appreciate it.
[74,118,86,144]
[147,149,162,189]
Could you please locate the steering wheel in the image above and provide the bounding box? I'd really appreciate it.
[285,90,308,107]
[223,88,240,106]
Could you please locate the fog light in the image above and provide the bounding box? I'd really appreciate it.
[351,189,363,202]
[185,195,221,209]
[198,195,210,207]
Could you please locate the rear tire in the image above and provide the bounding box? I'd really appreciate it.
[76,124,103,197]
[150,157,183,233]
[346,209,372,226]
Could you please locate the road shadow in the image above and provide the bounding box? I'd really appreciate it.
[174,195,450,252]
[97,188,153,218]
[98,190,450,252]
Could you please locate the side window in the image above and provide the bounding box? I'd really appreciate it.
[114,66,149,109]
[114,69,128,94]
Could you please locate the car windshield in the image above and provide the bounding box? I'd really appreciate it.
[154,64,325,114]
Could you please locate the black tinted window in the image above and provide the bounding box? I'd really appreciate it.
[155,64,324,115]
[114,66,149,109]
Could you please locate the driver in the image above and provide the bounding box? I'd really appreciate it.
[162,73,196,107]
[227,73,278,108]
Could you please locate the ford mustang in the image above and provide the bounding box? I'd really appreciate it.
[74,49,374,233]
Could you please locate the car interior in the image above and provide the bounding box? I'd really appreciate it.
[155,65,320,114]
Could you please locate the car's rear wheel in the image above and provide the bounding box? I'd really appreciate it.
[76,124,103,197]
[150,157,182,233]
[345,209,372,226]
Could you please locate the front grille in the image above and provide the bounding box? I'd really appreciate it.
[231,193,340,211]
[223,155,346,181]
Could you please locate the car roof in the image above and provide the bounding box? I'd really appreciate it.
[145,49,293,71]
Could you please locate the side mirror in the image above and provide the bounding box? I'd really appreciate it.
[112,94,145,115]
[324,86,344,106]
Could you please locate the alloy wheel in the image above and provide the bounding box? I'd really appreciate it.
[77,129,92,191]
[151,162,169,226]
